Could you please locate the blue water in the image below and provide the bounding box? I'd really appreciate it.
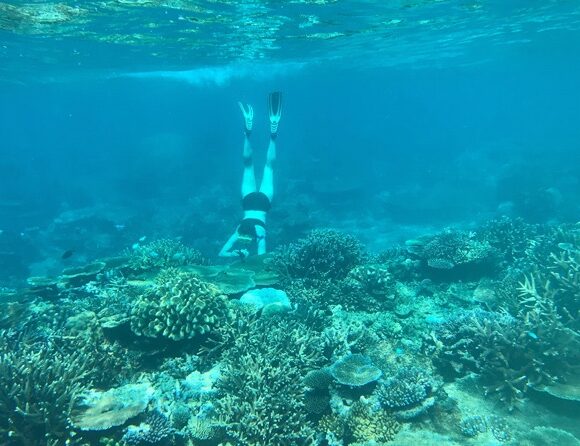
[1,0,580,284]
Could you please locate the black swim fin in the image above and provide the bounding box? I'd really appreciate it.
[268,91,282,117]
[268,91,282,135]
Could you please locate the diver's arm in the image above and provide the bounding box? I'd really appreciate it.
[256,225,267,255]
[219,231,240,257]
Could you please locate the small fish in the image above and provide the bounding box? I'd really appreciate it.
[527,331,539,340]
[61,249,74,259]
[115,224,126,231]
[139,236,147,242]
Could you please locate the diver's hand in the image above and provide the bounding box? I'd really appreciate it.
[231,249,249,259]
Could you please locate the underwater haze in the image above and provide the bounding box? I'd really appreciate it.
[0,1,580,446]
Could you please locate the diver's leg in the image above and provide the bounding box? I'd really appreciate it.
[259,93,282,201]
[239,102,257,196]
[259,136,276,200]
[242,134,257,196]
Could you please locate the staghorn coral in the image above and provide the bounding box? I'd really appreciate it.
[130,269,232,341]
[127,239,207,272]
[214,315,326,445]
[273,228,366,280]
[424,309,509,378]
[0,330,94,445]
[547,246,580,326]
[285,275,391,312]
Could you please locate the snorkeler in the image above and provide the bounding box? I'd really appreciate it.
[219,92,282,259]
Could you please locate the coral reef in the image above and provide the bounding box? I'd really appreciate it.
[426,271,580,409]
[1,219,579,445]
[130,269,232,341]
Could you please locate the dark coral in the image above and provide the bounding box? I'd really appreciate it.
[376,366,438,420]
[273,229,366,280]
[407,229,499,279]
[122,411,175,445]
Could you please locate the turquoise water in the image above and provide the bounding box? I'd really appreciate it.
[0,1,579,445]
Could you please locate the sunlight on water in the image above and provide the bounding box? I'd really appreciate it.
[1,0,579,80]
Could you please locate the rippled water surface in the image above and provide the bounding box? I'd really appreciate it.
[2,0,580,79]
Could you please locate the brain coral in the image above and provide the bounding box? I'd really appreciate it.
[130,269,231,341]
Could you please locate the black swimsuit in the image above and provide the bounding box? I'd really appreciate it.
[238,192,270,238]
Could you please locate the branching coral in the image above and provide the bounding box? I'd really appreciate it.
[0,330,93,445]
[426,273,580,410]
[214,315,326,445]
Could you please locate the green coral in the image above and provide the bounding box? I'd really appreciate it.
[130,269,231,341]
